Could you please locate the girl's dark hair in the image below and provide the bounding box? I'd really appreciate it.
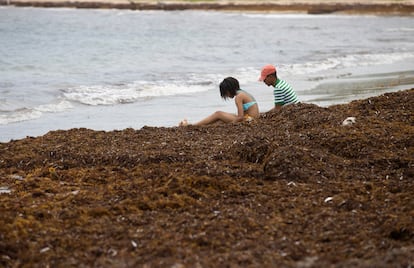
[219,77,240,100]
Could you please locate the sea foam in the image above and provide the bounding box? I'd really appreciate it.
[0,100,73,125]
[62,80,212,106]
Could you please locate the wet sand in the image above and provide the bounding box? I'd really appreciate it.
[1,0,414,15]
[1,88,413,267]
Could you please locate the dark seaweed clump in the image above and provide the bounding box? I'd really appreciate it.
[1,89,413,267]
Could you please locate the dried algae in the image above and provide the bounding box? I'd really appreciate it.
[1,89,413,267]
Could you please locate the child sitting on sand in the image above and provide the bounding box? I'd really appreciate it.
[179,77,259,126]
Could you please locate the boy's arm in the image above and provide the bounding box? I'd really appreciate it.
[269,103,282,112]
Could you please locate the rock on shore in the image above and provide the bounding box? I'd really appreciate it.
[0,89,413,267]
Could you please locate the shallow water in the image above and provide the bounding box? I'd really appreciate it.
[1,7,414,141]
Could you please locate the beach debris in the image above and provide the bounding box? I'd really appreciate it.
[280,251,288,257]
[108,248,117,257]
[0,187,11,194]
[1,255,11,261]
[297,256,319,268]
[71,190,79,195]
[9,174,24,180]
[40,247,50,253]
[287,181,297,187]
[131,240,137,248]
[342,117,356,126]
[324,197,334,203]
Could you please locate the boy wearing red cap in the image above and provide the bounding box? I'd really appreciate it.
[259,64,298,110]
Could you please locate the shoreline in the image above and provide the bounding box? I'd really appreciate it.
[1,0,414,15]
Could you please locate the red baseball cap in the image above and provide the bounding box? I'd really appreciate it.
[259,64,277,81]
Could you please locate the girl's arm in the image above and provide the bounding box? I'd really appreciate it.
[233,95,245,122]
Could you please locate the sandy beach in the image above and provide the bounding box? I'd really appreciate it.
[1,88,413,267]
[1,0,414,14]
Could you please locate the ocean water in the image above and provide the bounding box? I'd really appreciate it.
[1,7,414,142]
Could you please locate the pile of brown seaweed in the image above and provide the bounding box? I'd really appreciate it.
[1,89,413,267]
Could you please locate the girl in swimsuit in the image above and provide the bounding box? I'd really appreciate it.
[179,77,259,126]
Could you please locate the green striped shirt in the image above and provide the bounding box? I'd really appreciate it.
[274,78,299,106]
